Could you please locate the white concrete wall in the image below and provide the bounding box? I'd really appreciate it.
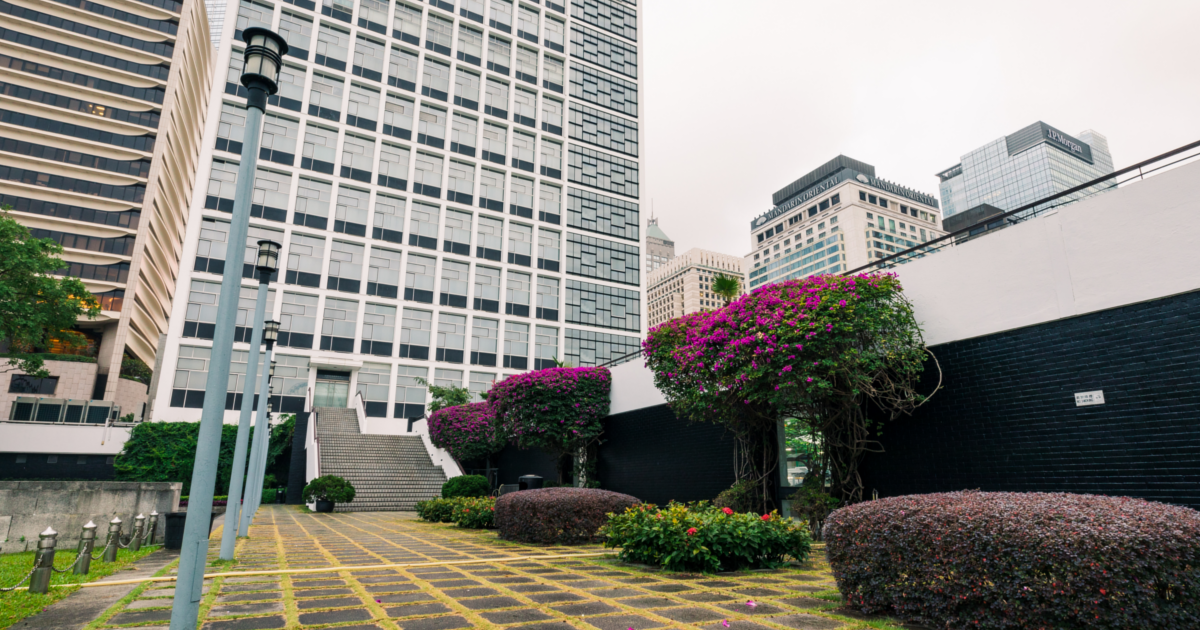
[608,359,665,416]
[1,424,132,456]
[895,159,1200,346]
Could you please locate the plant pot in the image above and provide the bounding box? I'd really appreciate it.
[315,500,334,513]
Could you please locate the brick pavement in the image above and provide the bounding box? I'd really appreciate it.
[96,505,921,630]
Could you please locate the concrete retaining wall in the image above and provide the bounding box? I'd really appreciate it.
[0,481,181,553]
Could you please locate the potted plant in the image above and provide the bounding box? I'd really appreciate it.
[303,475,356,513]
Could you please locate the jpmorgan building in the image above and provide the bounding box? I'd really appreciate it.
[936,121,1115,219]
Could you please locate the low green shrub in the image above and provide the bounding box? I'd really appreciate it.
[602,502,812,573]
[713,479,760,513]
[415,498,460,523]
[452,496,496,529]
[441,474,491,499]
[303,475,356,503]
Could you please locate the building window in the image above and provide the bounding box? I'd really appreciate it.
[378,143,410,192]
[388,46,419,91]
[506,270,531,316]
[408,201,439,250]
[458,25,484,65]
[339,135,374,183]
[358,0,389,33]
[439,259,470,308]
[517,5,539,43]
[539,183,562,224]
[170,346,211,408]
[544,16,565,52]
[473,265,501,312]
[319,297,359,353]
[294,177,332,230]
[413,153,444,199]
[487,34,511,74]
[569,65,637,116]
[470,318,499,366]
[447,161,475,206]
[481,122,507,164]
[451,114,478,157]
[195,219,229,274]
[507,222,533,266]
[352,38,385,84]
[383,95,414,140]
[443,209,473,256]
[468,371,494,401]
[361,303,397,356]
[258,115,300,167]
[538,229,560,271]
[279,292,319,348]
[327,240,364,292]
[404,253,436,303]
[235,285,276,343]
[392,3,422,45]
[542,97,564,135]
[565,279,639,332]
[425,14,453,56]
[512,131,536,172]
[9,375,58,395]
[510,176,535,218]
[543,55,564,93]
[568,102,637,156]
[534,325,558,369]
[570,24,637,78]
[454,68,482,110]
[566,232,639,285]
[536,276,559,321]
[421,58,451,101]
[489,0,513,32]
[436,312,467,363]
[356,363,391,417]
[372,195,406,245]
[205,160,238,213]
[394,365,427,418]
[301,124,338,175]
[367,246,403,298]
[570,0,637,40]
[479,168,505,211]
[270,355,311,413]
[476,214,503,260]
[515,46,538,84]
[513,88,537,128]
[541,138,563,179]
[285,232,326,287]
[503,321,528,369]
[316,23,350,70]
[215,102,247,154]
[566,187,638,240]
[279,11,313,58]
[565,328,639,367]
[417,105,448,149]
[399,308,433,359]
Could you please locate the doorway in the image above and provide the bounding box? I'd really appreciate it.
[313,370,350,408]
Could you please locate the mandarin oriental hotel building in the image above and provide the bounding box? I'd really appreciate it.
[747,156,945,290]
[150,0,645,424]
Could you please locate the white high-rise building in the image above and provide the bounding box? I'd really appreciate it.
[150,0,645,424]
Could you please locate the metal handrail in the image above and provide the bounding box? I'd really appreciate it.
[844,139,1200,275]
[597,350,641,368]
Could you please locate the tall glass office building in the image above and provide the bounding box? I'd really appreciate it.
[937,122,1114,219]
[150,0,645,424]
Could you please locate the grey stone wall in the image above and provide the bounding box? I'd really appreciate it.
[0,481,181,553]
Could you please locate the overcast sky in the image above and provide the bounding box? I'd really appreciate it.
[641,0,1200,256]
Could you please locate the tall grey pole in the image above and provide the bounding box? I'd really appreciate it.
[239,345,274,536]
[171,27,286,630]
[218,282,269,560]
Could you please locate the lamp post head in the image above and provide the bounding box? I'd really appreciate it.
[256,239,282,275]
[262,320,280,347]
[239,27,288,96]
[269,360,277,379]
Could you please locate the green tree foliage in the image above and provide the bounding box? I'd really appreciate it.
[116,421,263,495]
[441,474,491,498]
[417,377,472,412]
[0,209,99,378]
[119,356,152,385]
[711,272,741,306]
[266,414,295,486]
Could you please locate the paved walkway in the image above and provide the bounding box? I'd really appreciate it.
[91,506,918,630]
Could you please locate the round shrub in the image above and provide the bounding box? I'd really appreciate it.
[415,498,460,523]
[495,487,639,545]
[824,491,1200,630]
[442,475,491,499]
[303,475,356,503]
[603,503,811,573]
[452,496,496,529]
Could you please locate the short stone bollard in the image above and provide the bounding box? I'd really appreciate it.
[103,517,122,563]
[130,514,145,552]
[147,510,159,546]
[75,521,97,575]
[29,527,58,594]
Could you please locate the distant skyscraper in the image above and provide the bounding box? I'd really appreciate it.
[645,215,673,273]
[937,122,1115,223]
[747,156,944,290]
[647,249,742,328]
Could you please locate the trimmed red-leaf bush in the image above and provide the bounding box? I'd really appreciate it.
[496,487,639,545]
[824,491,1200,629]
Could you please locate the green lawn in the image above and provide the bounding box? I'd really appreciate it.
[0,545,159,630]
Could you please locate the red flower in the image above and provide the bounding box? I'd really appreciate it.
[722,507,734,515]
[761,514,771,521]
[686,527,698,536]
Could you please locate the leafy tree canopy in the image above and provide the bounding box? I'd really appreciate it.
[428,402,506,462]
[418,377,472,413]
[0,209,99,377]
[712,273,741,305]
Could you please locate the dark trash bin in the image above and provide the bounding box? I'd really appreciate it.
[164,511,220,550]
[518,475,543,490]
[275,488,286,504]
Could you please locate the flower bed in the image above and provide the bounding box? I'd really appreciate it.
[495,487,638,544]
[824,491,1200,629]
[415,497,496,528]
[602,503,811,573]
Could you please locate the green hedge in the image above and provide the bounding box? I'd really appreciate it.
[0,352,96,364]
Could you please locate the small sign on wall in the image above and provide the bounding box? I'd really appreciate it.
[1075,390,1105,406]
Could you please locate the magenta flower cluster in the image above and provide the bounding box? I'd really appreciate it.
[488,367,611,455]
[427,401,505,462]
[642,273,922,422]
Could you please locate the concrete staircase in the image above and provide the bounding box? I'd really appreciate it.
[314,407,447,511]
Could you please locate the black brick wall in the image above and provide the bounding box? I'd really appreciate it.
[598,403,737,505]
[0,452,116,480]
[860,289,1200,510]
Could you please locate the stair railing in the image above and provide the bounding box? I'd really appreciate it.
[353,390,368,434]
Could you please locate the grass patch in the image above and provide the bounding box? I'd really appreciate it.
[0,546,160,630]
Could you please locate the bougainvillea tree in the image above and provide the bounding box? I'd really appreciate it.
[427,402,506,463]
[488,367,611,484]
[644,273,935,504]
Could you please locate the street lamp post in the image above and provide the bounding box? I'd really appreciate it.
[239,320,280,536]
[170,28,287,630]
[219,240,281,561]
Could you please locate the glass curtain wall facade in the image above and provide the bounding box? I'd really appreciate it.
[152,0,645,425]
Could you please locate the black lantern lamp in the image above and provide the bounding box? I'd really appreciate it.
[262,320,280,349]
[255,240,282,278]
[269,360,277,380]
[239,27,288,109]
